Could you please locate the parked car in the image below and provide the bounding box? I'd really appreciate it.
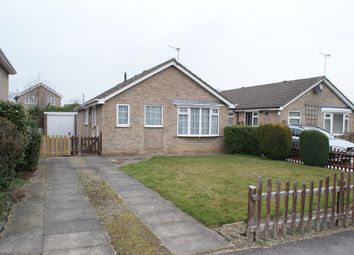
[289,125,354,152]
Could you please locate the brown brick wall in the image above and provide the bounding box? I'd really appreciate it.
[78,66,228,155]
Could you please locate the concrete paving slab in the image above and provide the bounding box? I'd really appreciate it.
[42,245,113,255]
[45,207,97,222]
[45,200,91,211]
[139,210,192,225]
[0,228,43,254]
[44,218,104,236]
[128,201,177,215]
[119,189,156,198]
[43,231,109,251]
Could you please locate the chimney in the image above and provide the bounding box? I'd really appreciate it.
[124,72,127,82]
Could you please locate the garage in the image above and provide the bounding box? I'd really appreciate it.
[44,112,77,136]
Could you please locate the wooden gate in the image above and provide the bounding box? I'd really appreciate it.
[71,132,102,155]
[41,135,71,157]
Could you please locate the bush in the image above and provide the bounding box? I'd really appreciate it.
[0,101,30,137]
[299,130,329,167]
[224,126,260,155]
[258,124,292,160]
[0,117,25,190]
[17,126,41,171]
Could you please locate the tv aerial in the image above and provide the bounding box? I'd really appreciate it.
[320,52,331,76]
[168,45,181,62]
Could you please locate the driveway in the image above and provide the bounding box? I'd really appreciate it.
[0,158,113,255]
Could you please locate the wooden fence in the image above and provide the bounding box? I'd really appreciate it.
[287,145,354,171]
[247,173,354,242]
[70,132,102,155]
[40,135,71,157]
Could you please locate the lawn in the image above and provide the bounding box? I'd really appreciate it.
[122,154,340,227]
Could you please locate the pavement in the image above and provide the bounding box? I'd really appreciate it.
[0,158,113,255]
[82,156,232,255]
[220,230,354,255]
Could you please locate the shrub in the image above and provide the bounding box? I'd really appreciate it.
[17,126,41,171]
[258,124,292,160]
[0,117,25,190]
[224,126,260,155]
[299,130,329,167]
[0,101,30,137]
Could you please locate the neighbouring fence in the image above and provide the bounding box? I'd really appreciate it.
[41,133,102,157]
[40,135,71,157]
[247,173,354,242]
[287,145,354,171]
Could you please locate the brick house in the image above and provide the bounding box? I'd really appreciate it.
[221,76,354,136]
[14,83,62,108]
[76,58,234,155]
[0,49,16,101]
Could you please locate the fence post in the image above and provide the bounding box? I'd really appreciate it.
[264,179,272,239]
[283,181,290,235]
[255,177,262,241]
[291,182,298,235]
[345,173,350,227]
[247,186,257,242]
[315,179,323,231]
[308,181,314,233]
[331,173,337,228]
[323,176,329,230]
[300,183,306,233]
[274,180,281,239]
[338,173,345,227]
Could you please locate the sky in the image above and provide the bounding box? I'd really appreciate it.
[1,0,354,104]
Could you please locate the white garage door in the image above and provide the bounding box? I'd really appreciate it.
[47,114,75,136]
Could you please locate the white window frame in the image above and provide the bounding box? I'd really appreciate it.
[177,107,220,137]
[323,112,349,135]
[245,111,259,127]
[47,96,56,105]
[25,96,36,105]
[84,109,89,126]
[91,106,96,128]
[288,111,301,126]
[116,104,130,128]
[144,105,163,128]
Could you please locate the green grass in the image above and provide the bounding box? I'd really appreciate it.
[122,154,340,227]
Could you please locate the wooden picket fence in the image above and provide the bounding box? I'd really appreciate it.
[247,172,354,242]
[287,145,354,171]
[40,135,71,157]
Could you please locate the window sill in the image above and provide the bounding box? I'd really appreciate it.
[176,135,221,138]
[144,126,163,128]
[116,125,130,128]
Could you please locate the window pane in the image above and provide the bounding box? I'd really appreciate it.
[145,106,162,126]
[245,112,252,126]
[118,105,128,124]
[289,112,301,117]
[201,108,210,135]
[333,113,343,134]
[178,114,188,135]
[211,115,218,134]
[190,108,200,135]
[179,107,188,113]
[253,116,258,126]
[289,118,300,125]
[324,119,331,133]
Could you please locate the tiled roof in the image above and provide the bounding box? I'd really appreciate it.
[221,76,325,110]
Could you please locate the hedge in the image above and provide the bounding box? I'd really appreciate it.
[0,117,25,190]
[224,126,260,155]
[300,130,329,167]
[258,124,292,160]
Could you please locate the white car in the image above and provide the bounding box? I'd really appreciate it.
[289,125,354,152]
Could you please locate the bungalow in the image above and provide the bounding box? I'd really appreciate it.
[221,76,354,136]
[76,58,235,155]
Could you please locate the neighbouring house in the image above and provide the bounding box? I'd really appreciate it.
[221,76,354,136]
[0,49,16,101]
[14,82,62,108]
[76,58,235,155]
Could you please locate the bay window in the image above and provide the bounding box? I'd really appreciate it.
[177,107,219,136]
[324,112,349,135]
